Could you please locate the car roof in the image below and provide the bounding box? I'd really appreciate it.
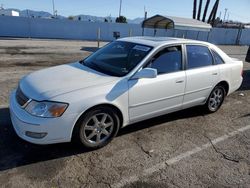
[118,36,211,48]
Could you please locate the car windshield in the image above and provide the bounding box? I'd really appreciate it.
[82,41,152,77]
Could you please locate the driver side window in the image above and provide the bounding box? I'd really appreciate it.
[148,46,182,75]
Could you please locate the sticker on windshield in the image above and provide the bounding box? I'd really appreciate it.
[133,45,151,52]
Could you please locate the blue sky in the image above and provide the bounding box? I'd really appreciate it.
[1,0,249,22]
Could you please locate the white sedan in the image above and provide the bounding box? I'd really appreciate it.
[10,37,243,148]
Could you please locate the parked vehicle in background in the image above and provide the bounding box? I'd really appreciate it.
[245,46,250,62]
[10,37,243,149]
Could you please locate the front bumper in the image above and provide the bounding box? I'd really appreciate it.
[9,91,78,145]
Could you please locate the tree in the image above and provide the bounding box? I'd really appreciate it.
[68,16,74,20]
[115,16,127,23]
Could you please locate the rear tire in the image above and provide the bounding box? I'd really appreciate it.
[204,85,225,113]
[73,107,120,149]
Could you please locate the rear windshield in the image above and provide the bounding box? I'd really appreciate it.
[82,41,152,77]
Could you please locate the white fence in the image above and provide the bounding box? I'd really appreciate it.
[0,16,249,45]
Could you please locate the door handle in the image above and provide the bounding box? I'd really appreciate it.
[212,73,218,75]
[176,80,184,83]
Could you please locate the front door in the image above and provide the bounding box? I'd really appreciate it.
[128,45,186,122]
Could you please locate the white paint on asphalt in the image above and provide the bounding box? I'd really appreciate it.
[112,124,250,188]
[0,105,8,108]
[0,71,31,74]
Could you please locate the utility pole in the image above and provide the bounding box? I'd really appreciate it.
[223,8,228,22]
[52,0,55,16]
[227,12,230,22]
[119,0,122,17]
[144,6,147,20]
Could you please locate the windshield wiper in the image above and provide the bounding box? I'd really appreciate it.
[79,60,120,77]
[79,59,84,64]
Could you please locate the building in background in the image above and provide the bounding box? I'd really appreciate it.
[0,9,20,17]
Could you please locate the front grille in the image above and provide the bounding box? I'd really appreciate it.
[16,86,29,107]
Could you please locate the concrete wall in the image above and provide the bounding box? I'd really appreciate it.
[0,16,249,45]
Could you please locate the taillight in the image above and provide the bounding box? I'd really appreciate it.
[241,68,243,76]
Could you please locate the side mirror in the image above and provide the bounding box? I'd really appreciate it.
[132,68,157,79]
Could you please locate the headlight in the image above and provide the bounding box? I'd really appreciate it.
[25,101,68,118]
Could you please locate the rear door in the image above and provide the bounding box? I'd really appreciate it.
[183,45,219,108]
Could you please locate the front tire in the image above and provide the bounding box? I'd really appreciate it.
[74,107,120,149]
[205,85,225,113]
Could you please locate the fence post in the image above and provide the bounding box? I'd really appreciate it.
[236,25,243,45]
[206,31,210,42]
[196,31,200,40]
[129,28,132,37]
[97,27,101,48]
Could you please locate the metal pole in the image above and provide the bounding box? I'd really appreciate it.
[129,29,132,37]
[196,31,200,40]
[206,31,210,42]
[119,0,122,17]
[97,28,101,48]
[227,12,230,22]
[223,8,228,22]
[236,24,242,45]
[52,0,55,16]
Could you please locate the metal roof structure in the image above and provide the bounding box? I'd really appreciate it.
[142,14,212,32]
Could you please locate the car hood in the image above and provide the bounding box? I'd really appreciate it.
[20,62,118,100]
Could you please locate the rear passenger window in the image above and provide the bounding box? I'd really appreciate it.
[211,50,224,65]
[186,45,213,69]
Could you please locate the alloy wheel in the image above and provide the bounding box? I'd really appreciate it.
[208,87,224,111]
[83,113,114,145]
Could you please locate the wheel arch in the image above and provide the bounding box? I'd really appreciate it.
[216,80,229,95]
[71,103,124,140]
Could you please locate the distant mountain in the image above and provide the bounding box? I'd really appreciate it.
[4,8,144,23]
[20,9,53,18]
[128,17,144,24]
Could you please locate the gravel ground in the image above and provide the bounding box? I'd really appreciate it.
[0,38,249,188]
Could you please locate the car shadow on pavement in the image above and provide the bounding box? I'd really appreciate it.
[0,108,92,171]
[0,106,205,172]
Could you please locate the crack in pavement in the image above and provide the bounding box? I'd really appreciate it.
[133,138,152,158]
[204,135,240,163]
[112,125,250,188]
[75,153,113,187]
